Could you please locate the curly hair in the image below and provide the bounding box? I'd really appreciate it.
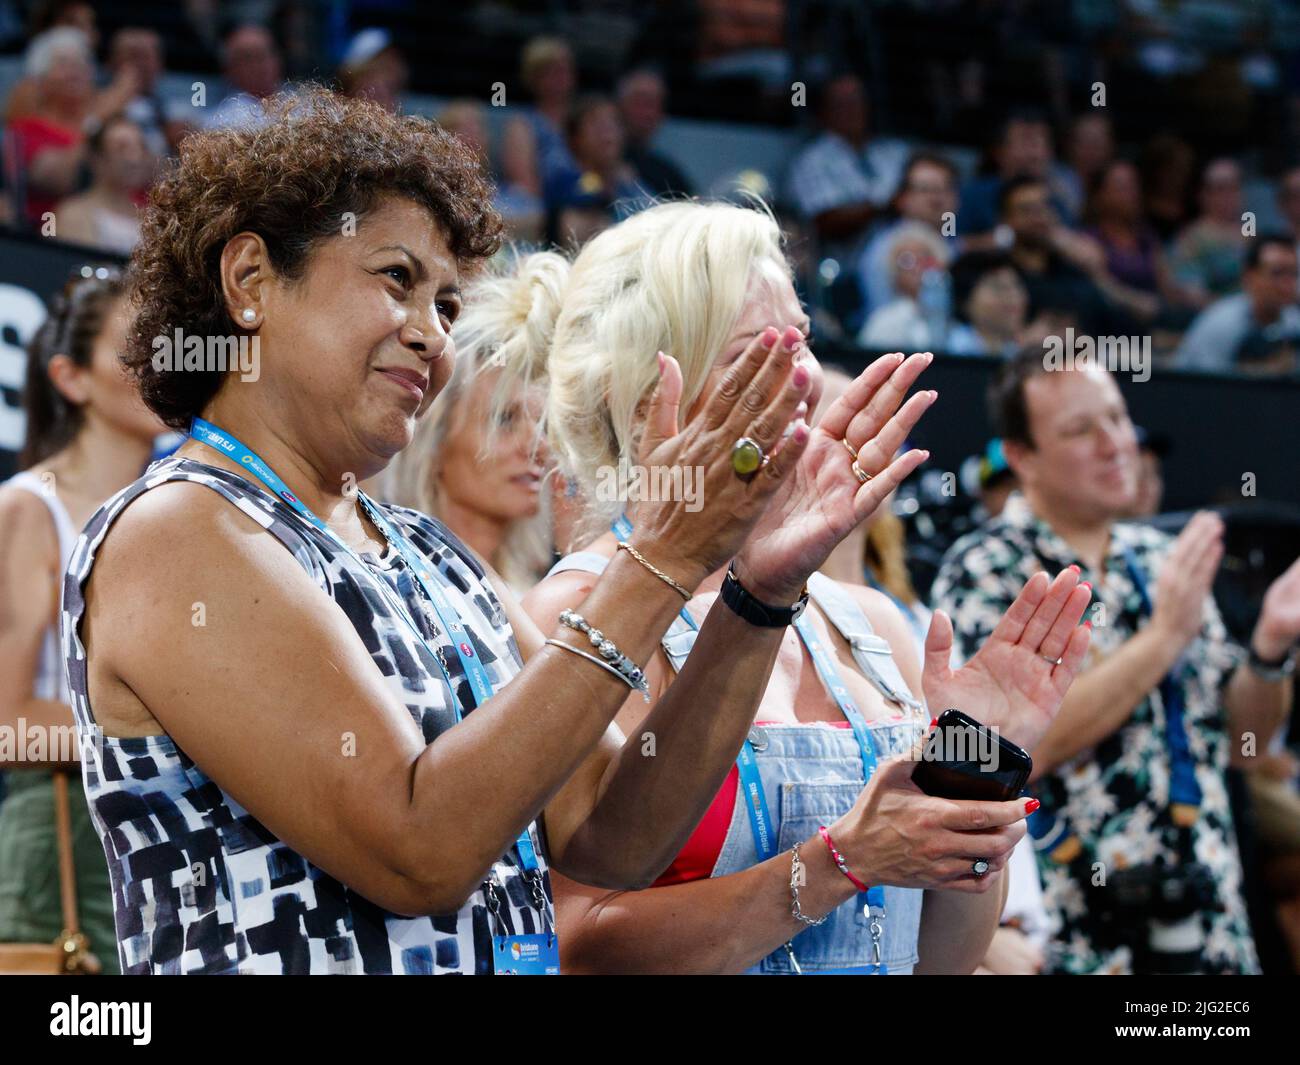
[124,86,503,429]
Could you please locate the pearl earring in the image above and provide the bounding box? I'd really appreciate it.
[241,308,256,324]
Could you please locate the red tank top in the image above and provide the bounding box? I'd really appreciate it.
[650,721,852,887]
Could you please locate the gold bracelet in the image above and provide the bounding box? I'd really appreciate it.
[616,540,691,600]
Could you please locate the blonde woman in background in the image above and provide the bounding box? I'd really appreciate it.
[382,253,563,595]
[505,199,1091,974]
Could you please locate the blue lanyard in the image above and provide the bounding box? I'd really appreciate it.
[190,418,541,875]
[1122,545,1203,814]
[614,515,887,965]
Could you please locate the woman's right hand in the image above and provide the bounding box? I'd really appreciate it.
[827,754,1033,894]
[626,325,812,588]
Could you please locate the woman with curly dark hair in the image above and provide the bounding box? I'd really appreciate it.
[58,87,937,974]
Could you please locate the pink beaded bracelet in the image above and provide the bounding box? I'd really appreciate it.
[818,825,869,893]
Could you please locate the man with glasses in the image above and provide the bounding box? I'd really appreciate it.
[1175,235,1300,375]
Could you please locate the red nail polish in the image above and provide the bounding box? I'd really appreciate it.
[1068,564,1080,573]
[1084,619,1093,630]
[1080,582,1091,593]
[761,326,779,346]
[929,717,938,729]
[1025,798,1041,814]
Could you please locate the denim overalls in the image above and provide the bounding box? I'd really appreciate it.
[548,552,929,974]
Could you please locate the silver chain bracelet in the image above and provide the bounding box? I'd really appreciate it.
[789,842,828,927]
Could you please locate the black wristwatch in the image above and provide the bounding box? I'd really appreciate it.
[1247,644,1296,682]
[720,561,809,627]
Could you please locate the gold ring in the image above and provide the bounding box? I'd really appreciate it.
[842,437,858,460]
[852,460,871,485]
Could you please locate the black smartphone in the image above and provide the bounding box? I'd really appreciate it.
[911,708,1032,802]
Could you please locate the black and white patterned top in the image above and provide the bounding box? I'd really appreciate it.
[60,455,553,974]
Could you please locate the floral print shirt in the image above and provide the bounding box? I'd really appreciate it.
[930,494,1259,974]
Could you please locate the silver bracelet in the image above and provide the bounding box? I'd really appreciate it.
[789,842,829,927]
[544,640,650,702]
[553,608,651,702]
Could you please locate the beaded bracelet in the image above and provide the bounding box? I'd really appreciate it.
[556,608,651,702]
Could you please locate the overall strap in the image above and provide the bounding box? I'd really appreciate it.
[545,550,699,672]
[805,573,923,711]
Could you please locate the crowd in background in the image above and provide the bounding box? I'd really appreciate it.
[4,1,1300,374]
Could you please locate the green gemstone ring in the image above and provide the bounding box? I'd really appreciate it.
[730,436,765,479]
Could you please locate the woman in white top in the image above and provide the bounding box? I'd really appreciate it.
[0,268,162,971]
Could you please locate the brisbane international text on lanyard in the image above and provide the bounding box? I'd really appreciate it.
[611,515,890,973]
[190,418,558,975]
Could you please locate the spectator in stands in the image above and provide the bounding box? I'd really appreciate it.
[1174,235,1300,375]
[932,349,1300,974]
[2,0,107,122]
[337,28,408,114]
[694,0,789,92]
[1055,112,1116,225]
[1000,175,1111,335]
[52,113,152,253]
[7,27,100,226]
[107,27,193,157]
[1275,165,1300,280]
[958,109,1067,240]
[616,68,693,198]
[31,0,97,46]
[550,177,617,251]
[857,222,950,351]
[1139,132,1197,243]
[545,95,643,214]
[1169,158,1249,308]
[502,36,579,206]
[204,23,284,131]
[1084,158,1191,324]
[438,99,544,245]
[1125,427,1170,519]
[382,259,554,597]
[858,152,960,314]
[785,73,908,263]
[945,251,1028,358]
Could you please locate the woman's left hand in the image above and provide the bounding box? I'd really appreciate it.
[922,569,1093,753]
[732,350,935,604]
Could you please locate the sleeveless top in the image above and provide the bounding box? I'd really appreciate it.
[546,551,928,973]
[4,471,78,704]
[59,455,553,974]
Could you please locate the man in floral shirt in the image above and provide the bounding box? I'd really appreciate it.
[931,351,1299,974]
